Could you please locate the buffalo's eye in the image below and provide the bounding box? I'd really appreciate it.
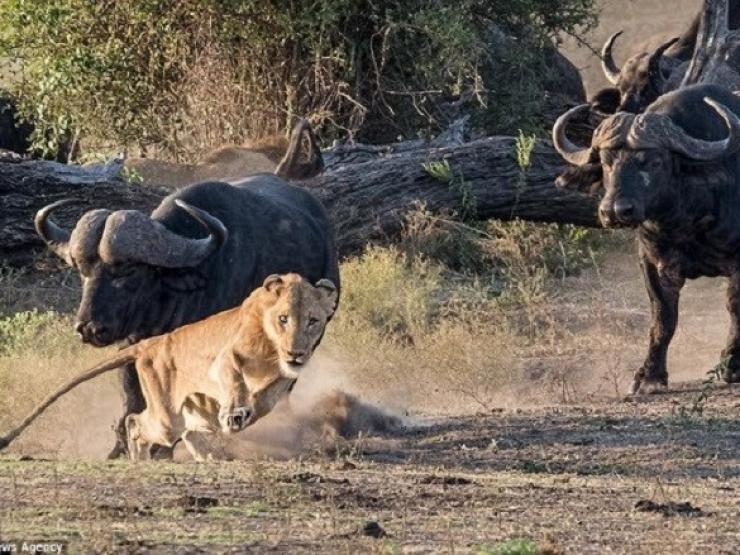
[308,317,318,327]
[278,315,289,325]
[646,157,663,169]
[111,276,130,289]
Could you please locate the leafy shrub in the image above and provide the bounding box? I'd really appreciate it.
[0,0,596,159]
[478,538,540,555]
[0,309,69,357]
[399,205,490,273]
[338,246,443,340]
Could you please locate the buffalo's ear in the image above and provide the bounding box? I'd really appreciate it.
[263,274,285,293]
[556,163,604,195]
[590,87,620,115]
[315,278,338,312]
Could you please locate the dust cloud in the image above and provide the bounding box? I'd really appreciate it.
[4,352,407,461]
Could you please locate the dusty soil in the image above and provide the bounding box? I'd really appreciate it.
[1,380,738,554]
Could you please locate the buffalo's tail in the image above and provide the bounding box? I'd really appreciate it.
[0,350,136,452]
[275,119,324,180]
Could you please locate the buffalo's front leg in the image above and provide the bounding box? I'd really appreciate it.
[107,362,146,459]
[631,253,684,394]
[720,274,740,383]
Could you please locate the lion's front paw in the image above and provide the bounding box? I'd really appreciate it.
[218,406,253,433]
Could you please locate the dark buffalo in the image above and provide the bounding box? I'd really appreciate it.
[0,91,33,156]
[593,5,740,115]
[553,83,740,393]
[37,173,339,456]
[594,33,683,115]
[0,90,77,162]
[560,5,740,196]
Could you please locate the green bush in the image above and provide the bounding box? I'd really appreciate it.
[0,0,595,159]
[338,246,443,339]
[0,309,69,357]
[478,538,540,555]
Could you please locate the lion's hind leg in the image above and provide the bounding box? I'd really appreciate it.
[125,413,152,461]
[125,410,178,461]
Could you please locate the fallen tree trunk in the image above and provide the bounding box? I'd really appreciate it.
[0,137,599,266]
[308,136,599,255]
[0,160,169,266]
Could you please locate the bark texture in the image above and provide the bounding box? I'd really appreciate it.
[0,137,599,265]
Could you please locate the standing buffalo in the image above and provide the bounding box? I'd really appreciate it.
[0,90,77,162]
[553,83,740,393]
[592,5,740,116]
[36,170,339,456]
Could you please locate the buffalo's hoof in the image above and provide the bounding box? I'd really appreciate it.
[219,407,252,433]
[628,375,668,396]
[106,442,127,460]
[721,367,740,384]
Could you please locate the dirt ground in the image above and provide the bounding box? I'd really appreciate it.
[0,380,738,554]
[1,243,739,554]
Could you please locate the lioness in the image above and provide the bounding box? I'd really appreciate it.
[0,273,337,459]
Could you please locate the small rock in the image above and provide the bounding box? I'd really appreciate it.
[362,521,386,538]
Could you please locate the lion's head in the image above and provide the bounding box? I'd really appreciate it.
[260,273,338,378]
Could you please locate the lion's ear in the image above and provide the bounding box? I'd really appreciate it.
[263,274,285,293]
[315,278,338,311]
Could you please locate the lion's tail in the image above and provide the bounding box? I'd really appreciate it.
[0,349,136,452]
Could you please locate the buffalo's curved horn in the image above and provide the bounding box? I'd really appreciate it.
[552,104,593,166]
[100,202,227,268]
[174,200,228,247]
[35,199,76,264]
[647,37,679,94]
[664,98,740,160]
[601,31,624,85]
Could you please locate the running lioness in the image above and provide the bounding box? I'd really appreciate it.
[0,273,337,459]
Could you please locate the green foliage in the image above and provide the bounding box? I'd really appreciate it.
[423,159,477,220]
[0,309,68,357]
[122,166,144,184]
[422,159,453,182]
[478,538,540,555]
[400,205,489,272]
[339,246,443,338]
[0,0,596,159]
[487,220,602,294]
[515,130,537,171]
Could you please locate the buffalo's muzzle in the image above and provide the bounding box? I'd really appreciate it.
[599,199,644,228]
[75,321,114,346]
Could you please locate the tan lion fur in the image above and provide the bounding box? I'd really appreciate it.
[0,273,337,460]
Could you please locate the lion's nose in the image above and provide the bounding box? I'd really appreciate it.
[287,351,306,363]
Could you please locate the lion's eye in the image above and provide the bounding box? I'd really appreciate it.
[308,317,318,327]
[278,315,289,325]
